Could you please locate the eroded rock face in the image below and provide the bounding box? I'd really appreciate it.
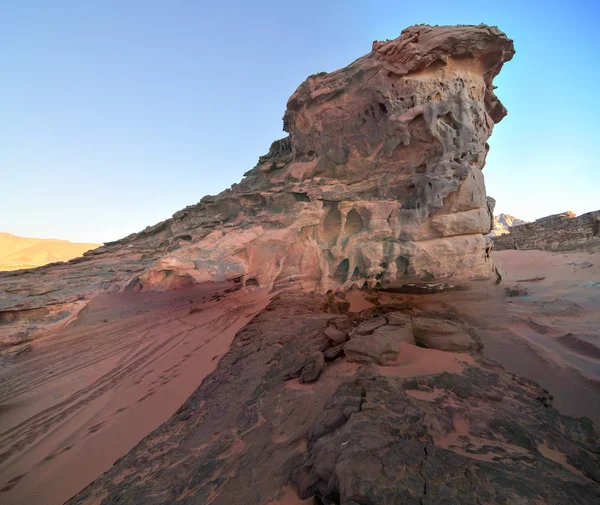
[0,24,514,347]
[489,213,529,236]
[134,24,514,292]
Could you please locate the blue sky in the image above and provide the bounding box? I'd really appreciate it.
[1,1,598,243]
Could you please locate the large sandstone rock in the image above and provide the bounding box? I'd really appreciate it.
[131,24,514,292]
[0,24,514,346]
[412,315,483,351]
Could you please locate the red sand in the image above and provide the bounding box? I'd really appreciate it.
[0,283,271,505]
[379,342,474,378]
[345,290,374,313]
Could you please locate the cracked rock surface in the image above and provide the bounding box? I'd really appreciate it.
[66,290,600,505]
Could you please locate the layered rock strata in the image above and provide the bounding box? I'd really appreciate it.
[1,24,513,347]
[493,210,600,251]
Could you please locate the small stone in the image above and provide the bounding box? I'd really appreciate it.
[324,326,347,344]
[505,286,528,297]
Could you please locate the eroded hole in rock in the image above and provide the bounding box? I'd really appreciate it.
[396,255,409,276]
[176,235,193,241]
[293,192,310,202]
[245,277,259,287]
[351,266,361,281]
[0,307,50,326]
[344,209,365,236]
[320,202,342,244]
[332,259,350,283]
[379,102,388,114]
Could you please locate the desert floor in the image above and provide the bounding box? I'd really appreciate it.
[0,250,598,505]
[0,282,271,505]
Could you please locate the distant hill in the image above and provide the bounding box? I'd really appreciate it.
[0,232,99,271]
[489,213,529,237]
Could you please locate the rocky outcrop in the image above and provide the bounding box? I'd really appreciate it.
[65,290,600,505]
[0,24,514,348]
[133,24,514,292]
[493,210,600,251]
[488,213,528,236]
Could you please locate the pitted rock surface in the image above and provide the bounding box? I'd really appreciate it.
[1,24,513,347]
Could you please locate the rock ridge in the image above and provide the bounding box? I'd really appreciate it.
[1,24,514,348]
[493,210,600,251]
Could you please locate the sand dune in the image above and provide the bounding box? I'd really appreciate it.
[0,232,99,271]
[0,282,271,505]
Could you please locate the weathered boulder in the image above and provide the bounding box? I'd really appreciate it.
[412,315,482,352]
[344,333,400,365]
[371,324,415,345]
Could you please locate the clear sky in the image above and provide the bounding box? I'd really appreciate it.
[1,1,598,243]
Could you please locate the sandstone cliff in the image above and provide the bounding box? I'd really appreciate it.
[489,213,528,236]
[493,210,600,251]
[0,24,514,348]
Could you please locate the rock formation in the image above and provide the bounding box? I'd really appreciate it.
[0,24,514,350]
[488,213,528,236]
[493,210,600,251]
[65,291,600,505]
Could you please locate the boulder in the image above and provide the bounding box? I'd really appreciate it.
[344,334,400,365]
[412,316,482,352]
[371,324,415,345]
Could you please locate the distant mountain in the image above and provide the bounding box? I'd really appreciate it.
[489,213,529,236]
[0,232,99,271]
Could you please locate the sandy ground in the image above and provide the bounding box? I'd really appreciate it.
[402,249,600,426]
[0,282,271,505]
[1,249,599,505]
